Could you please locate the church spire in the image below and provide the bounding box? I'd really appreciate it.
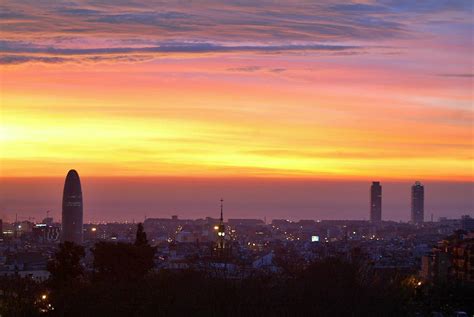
[217,198,226,251]
[220,198,224,223]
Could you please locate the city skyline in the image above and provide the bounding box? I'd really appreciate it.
[1,174,471,223]
[0,2,473,315]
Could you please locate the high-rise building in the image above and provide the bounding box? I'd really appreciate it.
[370,182,382,222]
[411,181,424,224]
[61,169,83,244]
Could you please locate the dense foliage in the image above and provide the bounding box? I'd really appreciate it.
[47,241,85,289]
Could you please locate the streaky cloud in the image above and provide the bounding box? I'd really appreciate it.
[0,40,360,55]
[0,41,362,64]
[0,55,70,65]
[0,53,154,65]
[436,73,474,78]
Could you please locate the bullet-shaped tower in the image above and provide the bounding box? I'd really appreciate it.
[61,169,83,244]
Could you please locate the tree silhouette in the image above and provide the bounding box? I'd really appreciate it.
[135,222,148,247]
[0,275,43,317]
[92,224,155,282]
[47,241,85,289]
[46,241,86,315]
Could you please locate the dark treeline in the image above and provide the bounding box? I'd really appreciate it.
[1,224,472,316]
[46,259,412,317]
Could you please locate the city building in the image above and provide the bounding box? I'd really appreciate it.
[61,169,83,244]
[450,233,474,284]
[422,231,474,285]
[228,219,265,227]
[411,181,424,224]
[370,182,382,222]
[461,215,474,232]
[420,250,449,283]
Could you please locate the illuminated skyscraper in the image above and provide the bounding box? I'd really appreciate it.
[411,181,424,224]
[370,182,382,222]
[61,169,83,244]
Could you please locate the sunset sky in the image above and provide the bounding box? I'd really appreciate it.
[0,1,472,221]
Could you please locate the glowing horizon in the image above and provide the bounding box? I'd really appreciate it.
[0,1,472,181]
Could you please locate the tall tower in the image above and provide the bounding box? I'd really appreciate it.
[370,182,382,222]
[411,181,424,224]
[217,199,226,251]
[61,169,83,244]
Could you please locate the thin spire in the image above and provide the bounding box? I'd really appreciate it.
[220,198,224,222]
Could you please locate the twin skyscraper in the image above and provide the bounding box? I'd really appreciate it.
[370,182,382,222]
[370,181,425,223]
